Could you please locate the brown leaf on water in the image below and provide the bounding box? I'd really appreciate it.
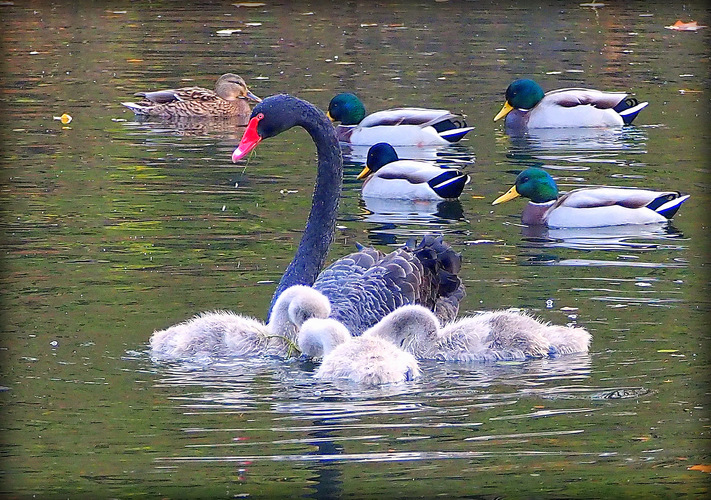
[665,20,707,31]
[687,464,711,473]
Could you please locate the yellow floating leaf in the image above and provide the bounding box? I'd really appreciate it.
[126,58,143,63]
[471,195,485,199]
[688,464,711,473]
[657,349,679,353]
[53,113,72,124]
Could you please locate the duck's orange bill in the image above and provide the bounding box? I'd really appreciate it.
[492,185,520,205]
[232,113,263,162]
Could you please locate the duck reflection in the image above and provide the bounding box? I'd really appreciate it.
[359,197,466,225]
[122,116,247,141]
[520,222,686,252]
[341,142,475,167]
[500,126,649,169]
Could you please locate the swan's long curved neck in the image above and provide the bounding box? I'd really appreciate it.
[267,103,343,320]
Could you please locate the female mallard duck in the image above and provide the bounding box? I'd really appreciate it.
[122,73,261,119]
[494,79,648,129]
[327,92,473,146]
[149,285,331,360]
[492,168,690,228]
[298,317,421,385]
[357,142,470,200]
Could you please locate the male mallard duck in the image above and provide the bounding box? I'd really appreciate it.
[492,168,689,228]
[327,92,473,146]
[122,73,261,119]
[494,79,648,129]
[357,143,470,200]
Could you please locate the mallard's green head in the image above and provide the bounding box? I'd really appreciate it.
[327,93,366,125]
[492,168,559,205]
[359,142,400,179]
[494,79,545,121]
[506,79,545,109]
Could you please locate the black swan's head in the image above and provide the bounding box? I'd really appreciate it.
[232,94,329,162]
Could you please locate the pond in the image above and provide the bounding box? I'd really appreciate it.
[1,1,709,498]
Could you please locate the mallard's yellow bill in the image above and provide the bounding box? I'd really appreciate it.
[326,111,336,123]
[492,185,520,205]
[494,101,514,122]
[356,166,372,180]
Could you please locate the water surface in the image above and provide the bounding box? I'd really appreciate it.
[1,1,709,498]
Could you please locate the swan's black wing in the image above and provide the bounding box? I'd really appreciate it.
[313,236,465,336]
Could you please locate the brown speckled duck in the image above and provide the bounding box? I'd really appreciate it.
[122,73,261,119]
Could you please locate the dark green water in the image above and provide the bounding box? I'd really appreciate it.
[1,1,709,498]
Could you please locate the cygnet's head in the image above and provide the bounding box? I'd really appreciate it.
[363,305,440,357]
[269,286,331,336]
[298,318,351,358]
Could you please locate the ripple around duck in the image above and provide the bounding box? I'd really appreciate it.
[155,448,597,465]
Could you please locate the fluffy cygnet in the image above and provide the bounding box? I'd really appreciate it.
[298,317,421,385]
[149,285,331,360]
[366,305,591,361]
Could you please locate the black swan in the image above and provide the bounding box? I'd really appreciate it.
[232,94,465,336]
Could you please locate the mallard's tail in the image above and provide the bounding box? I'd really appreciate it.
[432,118,474,143]
[121,102,150,116]
[427,170,470,199]
[613,97,649,125]
[646,193,690,219]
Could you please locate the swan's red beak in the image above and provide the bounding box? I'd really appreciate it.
[232,113,263,162]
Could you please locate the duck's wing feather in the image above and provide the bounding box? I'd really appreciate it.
[557,187,682,210]
[544,88,628,110]
[374,161,461,184]
[135,86,220,104]
[359,108,457,128]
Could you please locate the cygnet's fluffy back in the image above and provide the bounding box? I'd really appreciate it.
[436,310,591,362]
[316,336,421,385]
[298,316,421,385]
[149,285,331,361]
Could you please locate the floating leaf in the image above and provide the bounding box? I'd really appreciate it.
[665,20,707,31]
[688,464,711,473]
[657,349,679,353]
[53,113,72,124]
